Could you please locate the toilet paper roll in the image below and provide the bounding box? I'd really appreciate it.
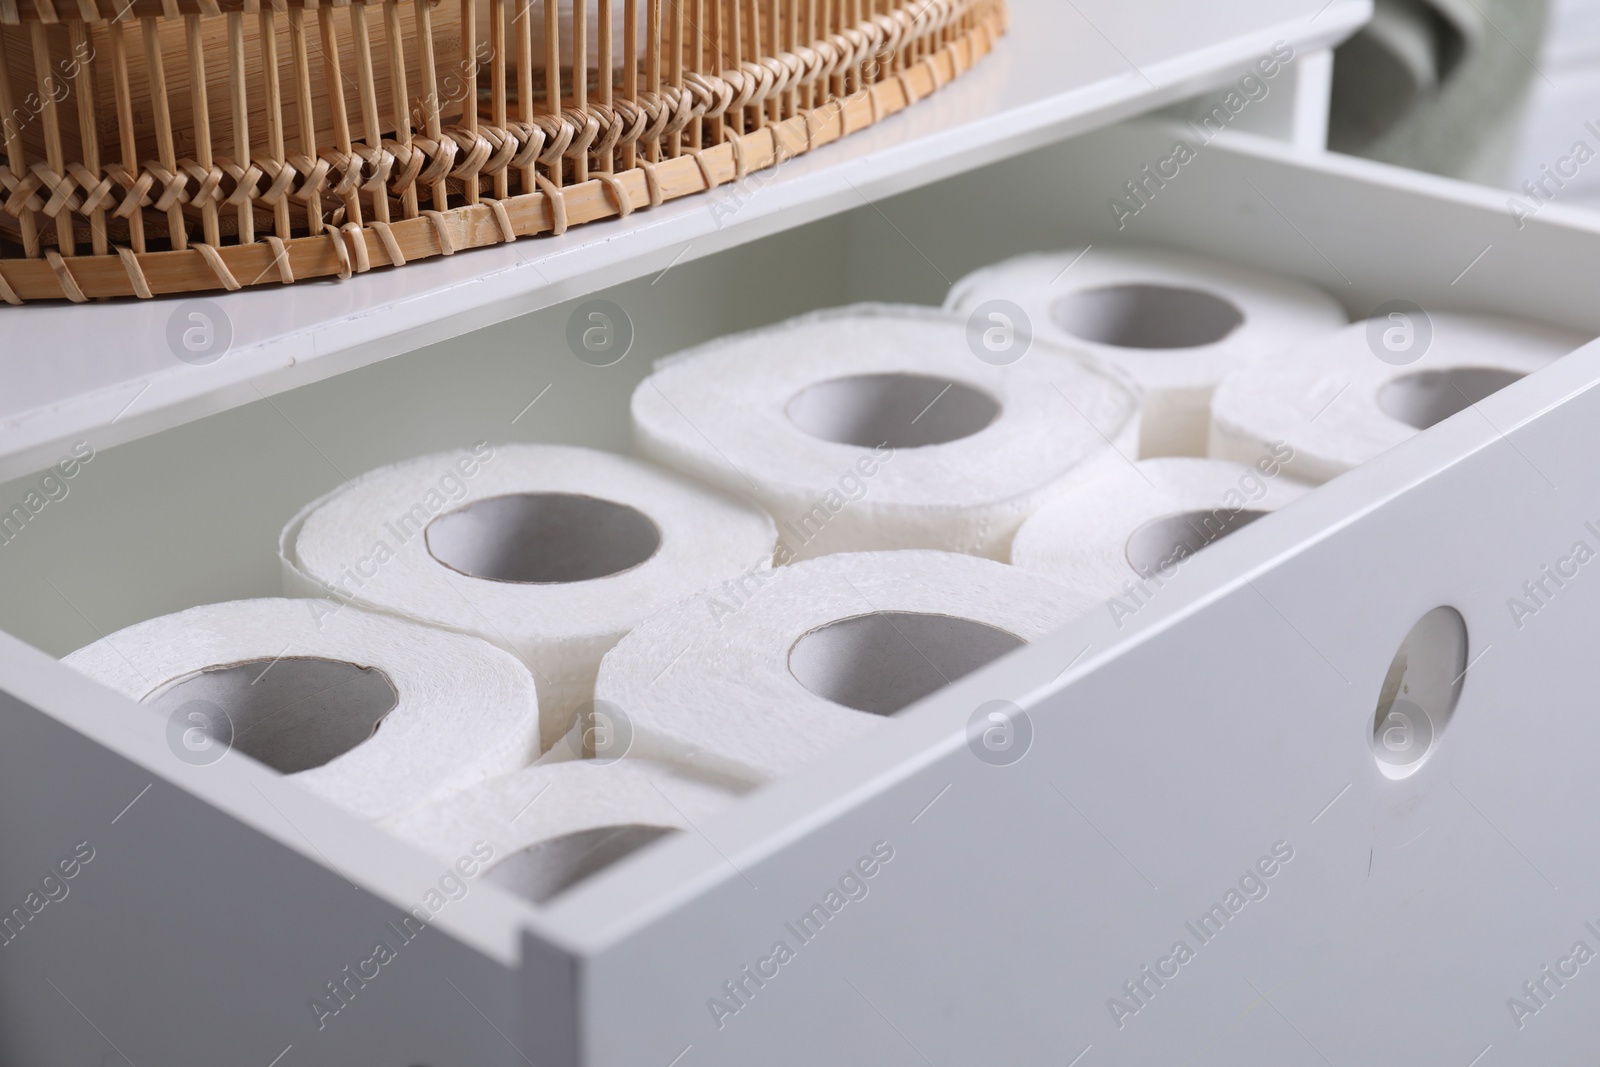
[283,443,777,753]
[632,304,1143,562]
[1011,458,1311,603]
[944,247,1348,458]
[381,759,743,905]
[62,599,540,820]
[596,549,1098,784]
[1208,311,1589,484]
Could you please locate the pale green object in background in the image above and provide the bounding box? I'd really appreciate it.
[1330,0,1552,185]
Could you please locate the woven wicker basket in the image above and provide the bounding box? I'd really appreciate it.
[0,0,1004,302]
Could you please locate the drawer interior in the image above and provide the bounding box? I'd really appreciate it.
[4,117,1598,934]
[9,120,1599,657]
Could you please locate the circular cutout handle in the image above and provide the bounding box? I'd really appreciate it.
[1371,606,1467,780]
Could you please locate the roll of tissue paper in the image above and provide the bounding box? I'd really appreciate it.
[282,443,777,753]
[382,758,742,904]
[1208,311,1588,483]
[62,599,540,820]
[1011,457,1310,606]
[631,304,1143,562]
[944,247,1348,457]
[595,549,1098,784]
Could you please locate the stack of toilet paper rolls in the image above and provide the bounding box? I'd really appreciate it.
[63,249,1592,906]
[367,557,1110,897]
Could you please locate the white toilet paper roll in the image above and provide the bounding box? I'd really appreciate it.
[1011,457,1311,604]
[62,598,540,820]
[632,304,1143,562]
[1208,311,1589,483]
[944,247,1348,457]
[595,549,1098,784]
[381,758,742,905]
[283,443,777,753]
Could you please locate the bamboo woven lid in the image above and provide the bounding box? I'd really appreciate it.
[0,0,1005,302]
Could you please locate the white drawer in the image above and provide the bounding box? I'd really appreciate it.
[4,119,1600,1066]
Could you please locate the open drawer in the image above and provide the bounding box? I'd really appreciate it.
[3,119,1600,1065]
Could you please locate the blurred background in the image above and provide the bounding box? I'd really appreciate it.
[1331,0,1600,210]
